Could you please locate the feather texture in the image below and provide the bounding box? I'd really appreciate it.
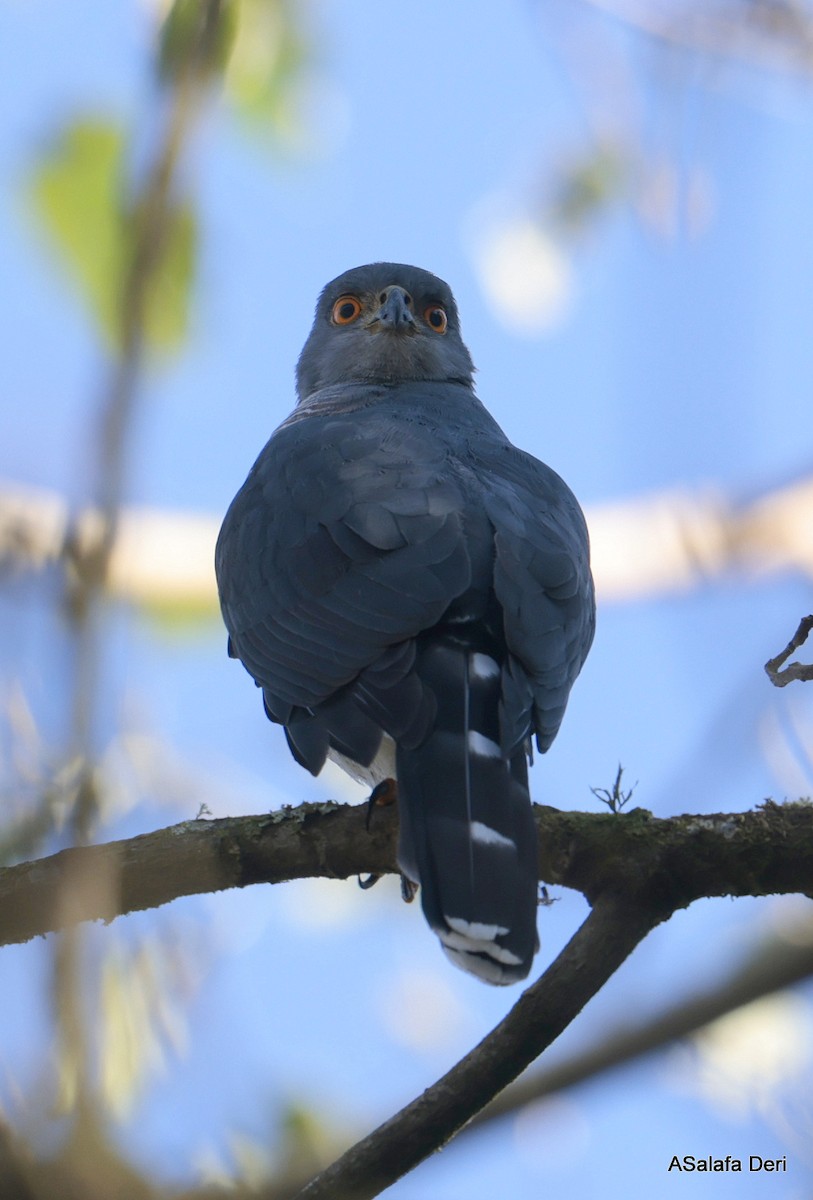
[215,263,595,984]
[395,638,540,983]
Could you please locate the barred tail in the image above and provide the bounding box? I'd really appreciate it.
[396,640,539,985]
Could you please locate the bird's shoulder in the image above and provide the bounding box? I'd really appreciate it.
[219,383,496,533]
[217,380,591,576]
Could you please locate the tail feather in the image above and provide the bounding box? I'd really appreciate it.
[396,639,539,985]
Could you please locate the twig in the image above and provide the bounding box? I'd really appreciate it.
[765,615,813,687]
[590,763,636,812]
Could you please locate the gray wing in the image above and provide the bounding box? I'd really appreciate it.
[216,390,594,985]
[475,443,595,753]
[216,394,594,758]
[215,406,475,723]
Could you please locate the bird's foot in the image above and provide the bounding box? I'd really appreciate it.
[365,776,398,831]
[359,777,399,890]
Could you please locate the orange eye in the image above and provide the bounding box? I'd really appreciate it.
[332,295,362,325]
[424,305,448,333]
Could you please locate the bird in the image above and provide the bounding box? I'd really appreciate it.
[215,263,595,985]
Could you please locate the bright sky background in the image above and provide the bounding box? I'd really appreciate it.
[1,2,813,1197]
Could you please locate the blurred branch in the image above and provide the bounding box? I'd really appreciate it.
[0,798,810,949]
[4,474,813,611]
[32,0,234,1171]
[587,476,813,599]
[91,0,227,519]
[290,895,660,1200]
[0,481,217,613]
[577,0,813,76]
[218,916,813,1196]
[64,2,225,801]
[0,1113,159,1200]
[467,915,813,1135]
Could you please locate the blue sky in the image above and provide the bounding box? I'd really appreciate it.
[1,2,813,1197]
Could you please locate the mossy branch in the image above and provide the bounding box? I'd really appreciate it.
[1,798,810,949]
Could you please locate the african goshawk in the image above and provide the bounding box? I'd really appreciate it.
[215,262,595,984]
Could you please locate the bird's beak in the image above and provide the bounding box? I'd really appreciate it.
[370,286,416,333]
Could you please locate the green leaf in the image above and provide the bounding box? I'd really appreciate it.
[30,116,197,355]
[551,144,628,235]
[31,119,126,349]
[158,0,238,85]
[138,199,198,353]
[225,0,308,144]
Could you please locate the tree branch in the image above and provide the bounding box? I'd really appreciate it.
[466,916,813,1135]
[1,800,810,949]
[1,799,810,1199]
[0,802,397,948]
[289,895,661,1200]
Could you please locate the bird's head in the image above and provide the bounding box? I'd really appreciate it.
[295,263,475,400]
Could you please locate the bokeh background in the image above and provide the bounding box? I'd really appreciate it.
[1,1,813,1196]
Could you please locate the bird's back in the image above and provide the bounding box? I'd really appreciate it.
[216,263,594,984]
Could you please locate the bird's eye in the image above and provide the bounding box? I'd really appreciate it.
[332,295,362,325]
[424,305,448,334]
